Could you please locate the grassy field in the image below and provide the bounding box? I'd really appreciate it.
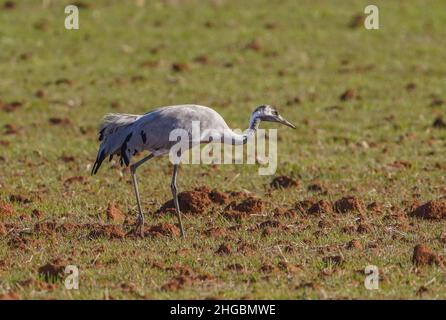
[1,0,446,299]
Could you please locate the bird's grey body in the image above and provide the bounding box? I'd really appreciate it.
[92,104,295,237]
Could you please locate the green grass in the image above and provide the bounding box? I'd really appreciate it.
[1,0,446,299]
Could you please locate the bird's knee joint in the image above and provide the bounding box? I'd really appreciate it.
[130,164,137,174]
[170,182,177,192]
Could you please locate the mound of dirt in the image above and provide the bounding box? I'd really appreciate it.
[273,207,297,218]
[38,258,65,282]
[432,116,446,129]
[0,201,16,217]
[411,200,446,220]
[209,189,229,205]
[412,245,443,267]
[340,89,355,101]
[89,225,125,239]
[34,221,57,235]
[307,200,333,214]
[106,203,126,223]
[334,196,365,214]
[225,197,264,214]
[0,292,20,300]
[346,239,363,251]
[270,176,299,189]
[294,199,316,213]
[145,223,180,237]
[215,243,232,255]
[157,187,212,214]
[204,227,227,238]
[0,223,6,236]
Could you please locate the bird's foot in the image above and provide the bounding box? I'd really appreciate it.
[134,215,144,238]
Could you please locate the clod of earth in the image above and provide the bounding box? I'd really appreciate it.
[334,196,365,214]
[411,200,446,220]
[157,186,212,214]
[0,292,20,300]
[145,223,180,237]
[270,175,299,189]
[412,244,443,267]
[89,225,125,239]
[225,197,264,214]
[432,116,446,129]
[38,258,65,282]
[0,202,16,217]
[307,200,333,214]
[347,239,363,251]
[215,243,232,255]
[106,202,126,223]
[340,89,355,101]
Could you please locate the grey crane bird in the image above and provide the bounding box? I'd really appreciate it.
[91,104,295,237]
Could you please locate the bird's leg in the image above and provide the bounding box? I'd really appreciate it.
[129,153,154,237]
[171,164,185,238]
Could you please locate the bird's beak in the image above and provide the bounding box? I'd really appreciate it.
[277,115,296,129]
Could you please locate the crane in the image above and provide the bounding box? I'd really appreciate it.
[91,104,295,238]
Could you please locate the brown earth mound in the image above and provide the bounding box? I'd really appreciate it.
[294,199,316,213]
[411,200,446,220]
[157,187,212,214]
[225,197,264,214]
[412,244,443,267]
[270,176,299,189]
[38,258,65,282]
[145,223,180,237]
[334,196,365,214]
[106,202,126,223]
[307,200,333,214]
[215,243,232,255]
[89,225,125,239]
[0,202,16,217]
[209,189,229,205]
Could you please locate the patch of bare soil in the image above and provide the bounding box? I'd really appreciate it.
[0,223,6,236]
[294,199,316,214]
[307,183,326,193]
[89,225,125,239]
[273,207,297,218]
[49,117,71,126]
[225,197,264,214]
[322,254,345,266]
[334,196,365,214]
[0,101,22,112]
[277,261,300,273]
[226,263,246,273]
[215,243,232,255]
[0,201,16,217]
[204,227,227,238]
[307,200,333,214]
[259,263,280,273]
[270,176,299,189]
[161,273,215,291]
[348,14,364,28]
[145,223,180,237]
[346,239,363,251]
[411,200,446,220]
[0,292,20,300]
[209,189,229,205]
[38,258,65,282]
[106,203,126,223]
[237,240,256,255]
[367,202,383,214]
[340,89,355,101]
[432,116,446,129]
[412,245,444,267]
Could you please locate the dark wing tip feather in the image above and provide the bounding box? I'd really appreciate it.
[91,149,106,175]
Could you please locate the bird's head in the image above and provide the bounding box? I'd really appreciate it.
[250,105,296,129]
